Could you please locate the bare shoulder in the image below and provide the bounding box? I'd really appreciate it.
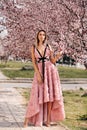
[31,44,35,53]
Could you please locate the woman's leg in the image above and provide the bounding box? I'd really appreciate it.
[46,102,52,126]
[24,118,29,127]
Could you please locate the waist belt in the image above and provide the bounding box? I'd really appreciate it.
[37,57,49,63]
[37,57,49,82]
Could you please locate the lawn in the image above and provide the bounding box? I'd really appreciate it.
[0,61,32,68]
[62,89,87,130]
[17,87,87,130]
[1,61,87,78]
[58,66,87,78]
[2,69,34,78]
[0,61,34,78]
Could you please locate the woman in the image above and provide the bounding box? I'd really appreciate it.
[24,30,65,127]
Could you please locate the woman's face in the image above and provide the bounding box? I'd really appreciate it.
[38,31,46,43]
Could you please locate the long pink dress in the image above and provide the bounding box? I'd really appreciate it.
[25,44,65,126]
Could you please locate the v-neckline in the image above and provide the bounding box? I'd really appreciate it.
[36,44,47,57]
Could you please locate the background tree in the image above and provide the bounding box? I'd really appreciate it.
[0,0,87,64]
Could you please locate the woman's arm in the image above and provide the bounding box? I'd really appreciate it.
[31,45,43,84]
[49,45,63,64]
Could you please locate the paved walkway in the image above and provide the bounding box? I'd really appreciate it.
[0,87,25,128]
[0,87,69,130]
[0,71,69,130]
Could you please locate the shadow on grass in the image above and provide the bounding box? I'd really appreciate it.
[79,114,87,120]
[75,127,87,130]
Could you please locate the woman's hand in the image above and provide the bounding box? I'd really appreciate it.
[50,50,63,64]
[56,51,63,59]
[37,73,43,84]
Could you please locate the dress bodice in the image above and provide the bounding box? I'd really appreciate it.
[34,44,51,81]
[34,44,50,62]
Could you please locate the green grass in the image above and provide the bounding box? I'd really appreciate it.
[0,61,32,68]
[0,61,87,78]
[58,66,87,78]
[62,90,87,130]
[2,69,34,78]
[17,88,87,130]
[0,61,34,78]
